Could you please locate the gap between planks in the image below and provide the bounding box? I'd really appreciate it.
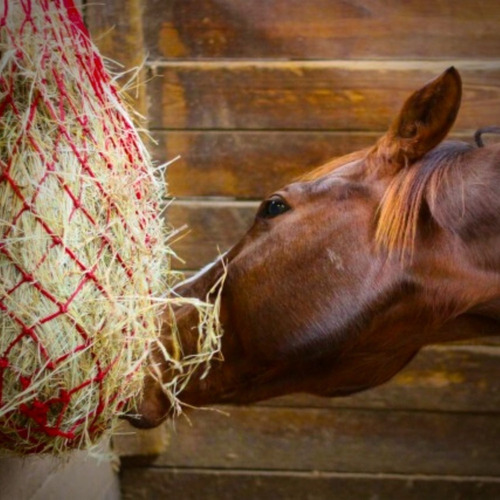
[122,465,500,483]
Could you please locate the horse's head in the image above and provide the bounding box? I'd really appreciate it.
[132,67,500,428]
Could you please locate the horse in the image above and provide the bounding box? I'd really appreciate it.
[129,67,500,429]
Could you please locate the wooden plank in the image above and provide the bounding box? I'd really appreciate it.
[112,421,169,457]
[147,61,500,131]
[142,0,500,60]
[85,0,148,116]
[168,200,257,270]
[269,345,500,413]
[123,406,500,476]
[157,131,472,198]
[159,131,377,198]
[122,468,500,500]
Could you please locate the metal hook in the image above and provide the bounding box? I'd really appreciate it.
[474,126,500,147]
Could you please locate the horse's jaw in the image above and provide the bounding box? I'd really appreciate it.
[126,235,500,429]
[124,304,214,429]
[124,259,231,428]
[126,298,500,429]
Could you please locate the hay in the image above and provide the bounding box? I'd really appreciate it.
[0,0,221,454]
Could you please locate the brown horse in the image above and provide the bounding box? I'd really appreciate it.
[130,67,500,428]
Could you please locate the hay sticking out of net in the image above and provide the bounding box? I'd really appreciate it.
[0,0,221,455]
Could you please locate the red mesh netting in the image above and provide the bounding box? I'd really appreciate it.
[0,0,170,454]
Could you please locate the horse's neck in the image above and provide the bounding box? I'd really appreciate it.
[425,243,500,343]
[430,142,500,238]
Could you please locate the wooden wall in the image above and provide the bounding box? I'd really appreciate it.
[87,1,500,498]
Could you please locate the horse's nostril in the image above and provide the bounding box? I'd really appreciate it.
[121,391,170,429]
[120,412,161,430]
[121,399,168,429]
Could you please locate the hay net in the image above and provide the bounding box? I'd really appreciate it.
[0,0,221,455]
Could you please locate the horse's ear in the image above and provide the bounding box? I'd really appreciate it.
[373,67,462,175]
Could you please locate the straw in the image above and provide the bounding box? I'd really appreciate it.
[0,0,221,455]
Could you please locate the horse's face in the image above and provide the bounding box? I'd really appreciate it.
[213,159,392,399]
[131,67,500,427]
[177,67,464,406]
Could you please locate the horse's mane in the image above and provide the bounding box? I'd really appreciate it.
[376,140,473,260]
[299,149,370,182]
[300,140,475,261]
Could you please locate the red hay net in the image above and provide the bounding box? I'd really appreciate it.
[0,0,167,454]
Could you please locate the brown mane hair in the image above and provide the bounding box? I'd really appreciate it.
[375,140,474,260]
[299,149,370,182]
[300,140,475,261]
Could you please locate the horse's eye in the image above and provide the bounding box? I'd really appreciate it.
[259,197,290,219]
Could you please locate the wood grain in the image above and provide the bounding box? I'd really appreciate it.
[124,406,500,476]
[86,0,148,116]
[147,62,500,130]
[121,468,500,500]
[142,0,500,60]
[156,131,472,198]
[270,345,500,413]
[168,200,257,270]
[158,131,378,198]
[88,3,500,488]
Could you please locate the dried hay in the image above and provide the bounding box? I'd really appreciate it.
[0,0,221,454]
